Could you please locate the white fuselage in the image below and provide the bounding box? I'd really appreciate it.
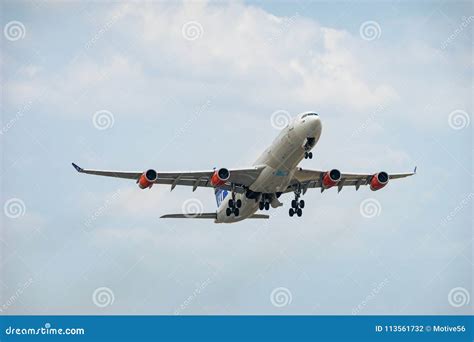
[215,113,322,223]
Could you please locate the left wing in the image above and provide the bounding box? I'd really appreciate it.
[289,167,416,193]
[71,163,264,192]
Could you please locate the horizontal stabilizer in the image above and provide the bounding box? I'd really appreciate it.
[161,213,217,219]
[160,213,270,219]
[249,214,269,219]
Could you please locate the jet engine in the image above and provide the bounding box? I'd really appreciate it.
[210,168,230,187]
[138,169,158,189]
[370,172,389,191]
[322,169,341,189]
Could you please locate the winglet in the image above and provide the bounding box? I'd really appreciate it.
[72,162,83,172]
[414,166,417,174]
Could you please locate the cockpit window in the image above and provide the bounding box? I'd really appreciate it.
[301,113,319,119]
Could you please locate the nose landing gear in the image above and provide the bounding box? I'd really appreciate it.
[303,137,315,159]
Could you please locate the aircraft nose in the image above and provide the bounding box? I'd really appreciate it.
[307,115,321,133]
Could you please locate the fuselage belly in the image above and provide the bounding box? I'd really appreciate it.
[216,113,322,223]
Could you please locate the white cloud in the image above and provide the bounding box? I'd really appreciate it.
[4,1,401,121]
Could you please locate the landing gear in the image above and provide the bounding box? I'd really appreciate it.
[259,195,271,211]
[227,184,241,217]
[227,200,240,217]
[304,151,313,159]
[289,186,305,217]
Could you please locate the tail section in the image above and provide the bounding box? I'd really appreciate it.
[214,188,229,208]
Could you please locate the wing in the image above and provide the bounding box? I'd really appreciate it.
[71,163,263,192]
[289,166,416,193]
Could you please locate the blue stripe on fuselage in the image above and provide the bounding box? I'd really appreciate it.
[214,188,228,207]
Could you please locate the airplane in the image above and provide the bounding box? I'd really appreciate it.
[72,112,416,223]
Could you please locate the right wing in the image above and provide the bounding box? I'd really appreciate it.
[71,163,263,192]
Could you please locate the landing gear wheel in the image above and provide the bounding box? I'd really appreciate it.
[297,208,303,217]
[289,208,294,217]
[299,200,305,209]
[304,152,308,159]
[259,202,264,210]
[234,208,240,217]
[228,199,234,208]
[308,152,313,159]
[236,199,242,208]
[264,202,270,211]
[226,208,232,216]
[291,200,298,208]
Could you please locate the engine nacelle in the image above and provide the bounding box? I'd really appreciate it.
[370,172,389,191]
[138,169,158,189]
[322,169,341,189]
[210,168,230,187]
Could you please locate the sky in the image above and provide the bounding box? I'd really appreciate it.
[0,0,472,315]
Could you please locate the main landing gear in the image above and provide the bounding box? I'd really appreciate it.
[226,184,242,217]
[226,198,242,217]
[259,195,271,211]
[304,151,313,159]
[289,187,304,217]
